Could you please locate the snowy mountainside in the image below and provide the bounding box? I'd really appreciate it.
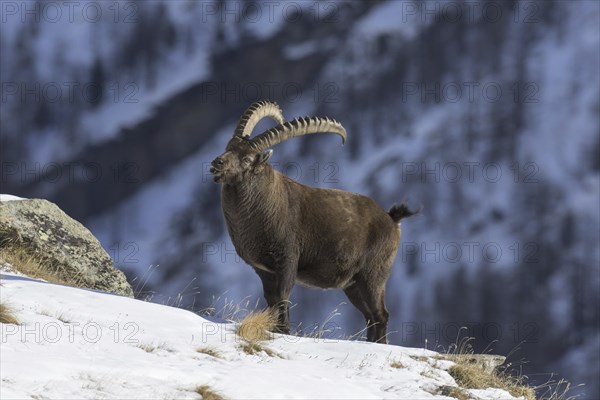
[1,0,598,397]
[0,272,521,400]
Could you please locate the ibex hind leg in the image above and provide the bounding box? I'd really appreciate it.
[343,277,389,343]
[253,266,295,334]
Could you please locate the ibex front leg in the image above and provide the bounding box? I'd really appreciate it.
[254,265,296,334]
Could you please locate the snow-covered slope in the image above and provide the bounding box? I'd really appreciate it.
[0,195,24,202]
[0,272,521,400]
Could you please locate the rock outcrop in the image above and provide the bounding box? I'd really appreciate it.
[0,198,133,297]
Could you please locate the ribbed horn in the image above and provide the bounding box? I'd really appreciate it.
[234,100,285,138]
[249,116,346,152]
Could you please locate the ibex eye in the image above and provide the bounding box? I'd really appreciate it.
[242,156,253,165]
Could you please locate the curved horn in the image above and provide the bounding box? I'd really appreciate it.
[234,100,285,138]
[249,116,346,152]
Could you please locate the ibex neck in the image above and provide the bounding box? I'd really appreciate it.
[222,166,281,216]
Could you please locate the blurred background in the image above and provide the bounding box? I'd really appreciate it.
[1,0,598,397]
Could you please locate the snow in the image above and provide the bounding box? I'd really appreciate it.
[284,40,321,60]
[1,1,215,164]
[78,50,211,146]
[353,0,429,40]
[0,195,25,202]
[0,272,520,399]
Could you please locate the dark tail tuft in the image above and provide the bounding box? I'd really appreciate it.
[388,202,422,223]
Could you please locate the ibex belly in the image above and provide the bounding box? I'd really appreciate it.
[296,257,358,289]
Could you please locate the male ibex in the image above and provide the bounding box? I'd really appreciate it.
[210,100,418,343]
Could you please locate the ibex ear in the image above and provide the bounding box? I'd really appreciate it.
[256,149,273,165]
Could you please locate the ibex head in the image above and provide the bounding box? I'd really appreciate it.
[210,100,346,184]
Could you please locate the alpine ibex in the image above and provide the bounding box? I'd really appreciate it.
[210,100,419,343]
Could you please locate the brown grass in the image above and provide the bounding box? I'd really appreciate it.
[197,347,222,359]
[225,308,283,358]
[440,336,536,400]
[448,362,536,400]
[0,240,85,288]
[239,341,281,358]
[136,341,168,353]
[136,343,158,353]
[432,335,536,400]
[436,385,470,400]
[235,309,277,342]
[440,334,581,400]
[535,377,583,400]
[195,385,225,400]
[409,355,430,362]
[0,303,19,324]
[390,360,405,369]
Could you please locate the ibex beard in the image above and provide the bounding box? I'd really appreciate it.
[210,100,419,343]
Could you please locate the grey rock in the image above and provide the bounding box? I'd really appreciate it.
[0,198,133,297]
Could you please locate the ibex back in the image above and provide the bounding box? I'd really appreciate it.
[210,100,418,343]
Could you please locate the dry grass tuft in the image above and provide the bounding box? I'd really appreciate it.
[196,347,222,359]
[239,341,281,358]
[200,295,262,323]
[439,336,533,400]
[535,377,583,400]
[0,239,85,288]
[137,343,158,353]
[136,341,168,353]
[409,355,429,362]
[439,334,536,400]
[448,362,536,400]
[0,303,19,324]
[195,385,225,400]
[235,309,277,342]
[437,385,470,400]
[390,360,405,369]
